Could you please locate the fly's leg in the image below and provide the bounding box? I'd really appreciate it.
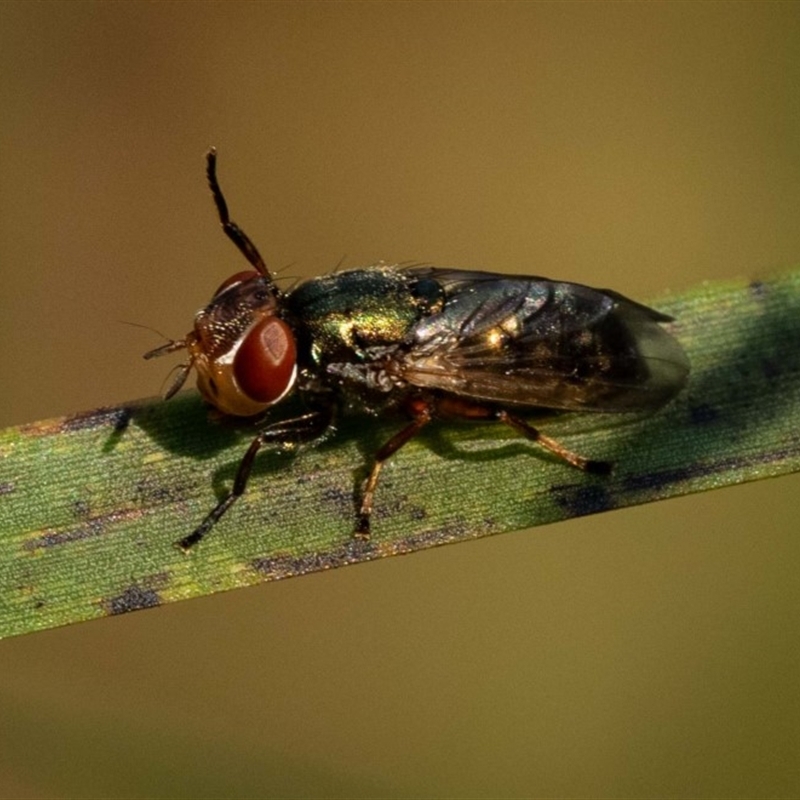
[355,404,433,539]
[178,408,333,551]
[354,398,611,540]
[497,410,612,475]
[433,396,611,473]
[206,148,272,281]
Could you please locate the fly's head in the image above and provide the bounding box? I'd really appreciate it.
[145,270,297,417]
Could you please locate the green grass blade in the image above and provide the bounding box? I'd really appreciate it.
[1,269,799,639]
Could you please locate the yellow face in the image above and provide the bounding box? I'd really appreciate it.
[186,272,298,418]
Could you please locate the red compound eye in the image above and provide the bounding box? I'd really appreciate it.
[233,317,297,404]
[213,270,261,297]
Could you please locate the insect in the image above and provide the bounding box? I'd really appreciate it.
[146,149,689,550]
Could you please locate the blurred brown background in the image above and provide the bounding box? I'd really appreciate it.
[1,2,799,798]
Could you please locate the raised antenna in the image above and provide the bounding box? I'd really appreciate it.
[206,148,275,288]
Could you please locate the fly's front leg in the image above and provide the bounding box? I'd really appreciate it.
[355,402,433,539]
[178,407,333,551]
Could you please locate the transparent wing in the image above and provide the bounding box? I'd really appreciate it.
[400,267,689,412]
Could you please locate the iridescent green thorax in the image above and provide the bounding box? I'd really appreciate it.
[285,266,443,370]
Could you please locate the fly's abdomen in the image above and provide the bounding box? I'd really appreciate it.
[398,270,689,412]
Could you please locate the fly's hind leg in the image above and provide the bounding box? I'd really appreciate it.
[496,410,612,475]
[428,395,611,475]
[354,398,611,540]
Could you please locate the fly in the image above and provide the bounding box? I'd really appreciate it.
[146,149,690,550]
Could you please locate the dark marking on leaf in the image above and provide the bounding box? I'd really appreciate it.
[24,509,142,551]
[251,518,488,579]
[672,444,779,484]
[749,280,768,300]
[102,407,133,453]
[551,483,613,517]
[371,494,409,523]
[622,466,695,493]
[104,585,162,616]
[689,403,720,425]
[61,406,132,433]
[0,481,15,496]
[252,538,378,579]
[72,500,91,519]
[113,407,133,432]
[760,357,781,383]
[320,486,354,517]
[135,477,188,506]
[391,518,481,553]
[621,442,800,496]
[19,405,133,437]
